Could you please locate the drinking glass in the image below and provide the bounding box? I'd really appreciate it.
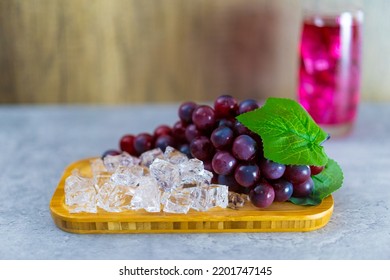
[298,0,363,136]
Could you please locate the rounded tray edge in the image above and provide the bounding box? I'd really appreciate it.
[50,198,334,234]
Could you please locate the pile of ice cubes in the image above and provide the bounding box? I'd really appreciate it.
[64,147,228,214]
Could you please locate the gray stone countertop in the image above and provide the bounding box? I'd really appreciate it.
[0,103,389,260]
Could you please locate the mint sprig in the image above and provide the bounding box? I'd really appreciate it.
[289,158,344,205]
[236,98,329,166]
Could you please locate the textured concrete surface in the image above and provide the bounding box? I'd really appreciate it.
[0,103,389,260]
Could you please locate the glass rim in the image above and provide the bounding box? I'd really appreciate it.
[303,9,364,23]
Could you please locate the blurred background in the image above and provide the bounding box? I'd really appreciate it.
[0,0,388,104]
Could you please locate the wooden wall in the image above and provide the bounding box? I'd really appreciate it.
[0,0,388,104]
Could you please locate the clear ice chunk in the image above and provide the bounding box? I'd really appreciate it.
[160,191,170,206]
[103,152,140,172]
[190,187,210,212]
[179,158,203,176]
[130,176,161,212]
[96,181,133,212]
[90,158,111,191]
[191,184,228,211]
[90,158,107,176]
[65,169,97,213]
[163,146,189,164]
[163,187,194,214]
[208,184,229,208]
[179,158,213,186]
[149,158,181,191]
[197,169,214,185]
[110,165,144,186]
[92,172,111,192]
[139,148,164,167]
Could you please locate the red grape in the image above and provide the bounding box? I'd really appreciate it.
[178,101,197,124]
[238,99,259,114]
[284,165,311,184]
[155,134,176,152]
[210,126,234,150]
[218,118,235,128]
[211,151,237,175]
[178,143,191,158]
[249,181,275,208]
[192,105,216,132]
[214,95,238,119]
[310,165,325,175]
[234,163,260,188]
[190,136,215,161]
[154,125,172,138]
[172,120,187,142]
[233,121,252,135]
[133,133,154,155]
[119,134,137,155]
[271,178,293,202]
[259,158,286,180]
[292,177,314,197]
[185,124,202,142]
[217,175,241,192]
[232,135,258,161]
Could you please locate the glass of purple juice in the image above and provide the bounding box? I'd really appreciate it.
[298,2,363,136]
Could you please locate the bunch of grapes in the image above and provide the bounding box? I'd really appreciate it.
[103,95,324,208]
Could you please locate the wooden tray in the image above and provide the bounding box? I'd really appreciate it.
[50,158,334,234]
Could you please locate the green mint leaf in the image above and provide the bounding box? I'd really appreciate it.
[236,98,329,166]
[288,196,322,206]
[289,158,344,205]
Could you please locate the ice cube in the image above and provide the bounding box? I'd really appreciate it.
[149,158,181,191]
[103,152,140,172]
[160,191,170,206]
[190,186,211,212]
[191,184,228,211]
[208,184,229,208]
[90,158,107,176]
[92,172,111,192]
[110,165,145,187]
[179,158,204,176]
[90,158,111,191]
[179,158,213,186]
[163,146,188,164]
[64,169,97,213]
[96,181,133,212]
[130,176,161,212]
[139,148,164,167]
[163,188,194,214]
